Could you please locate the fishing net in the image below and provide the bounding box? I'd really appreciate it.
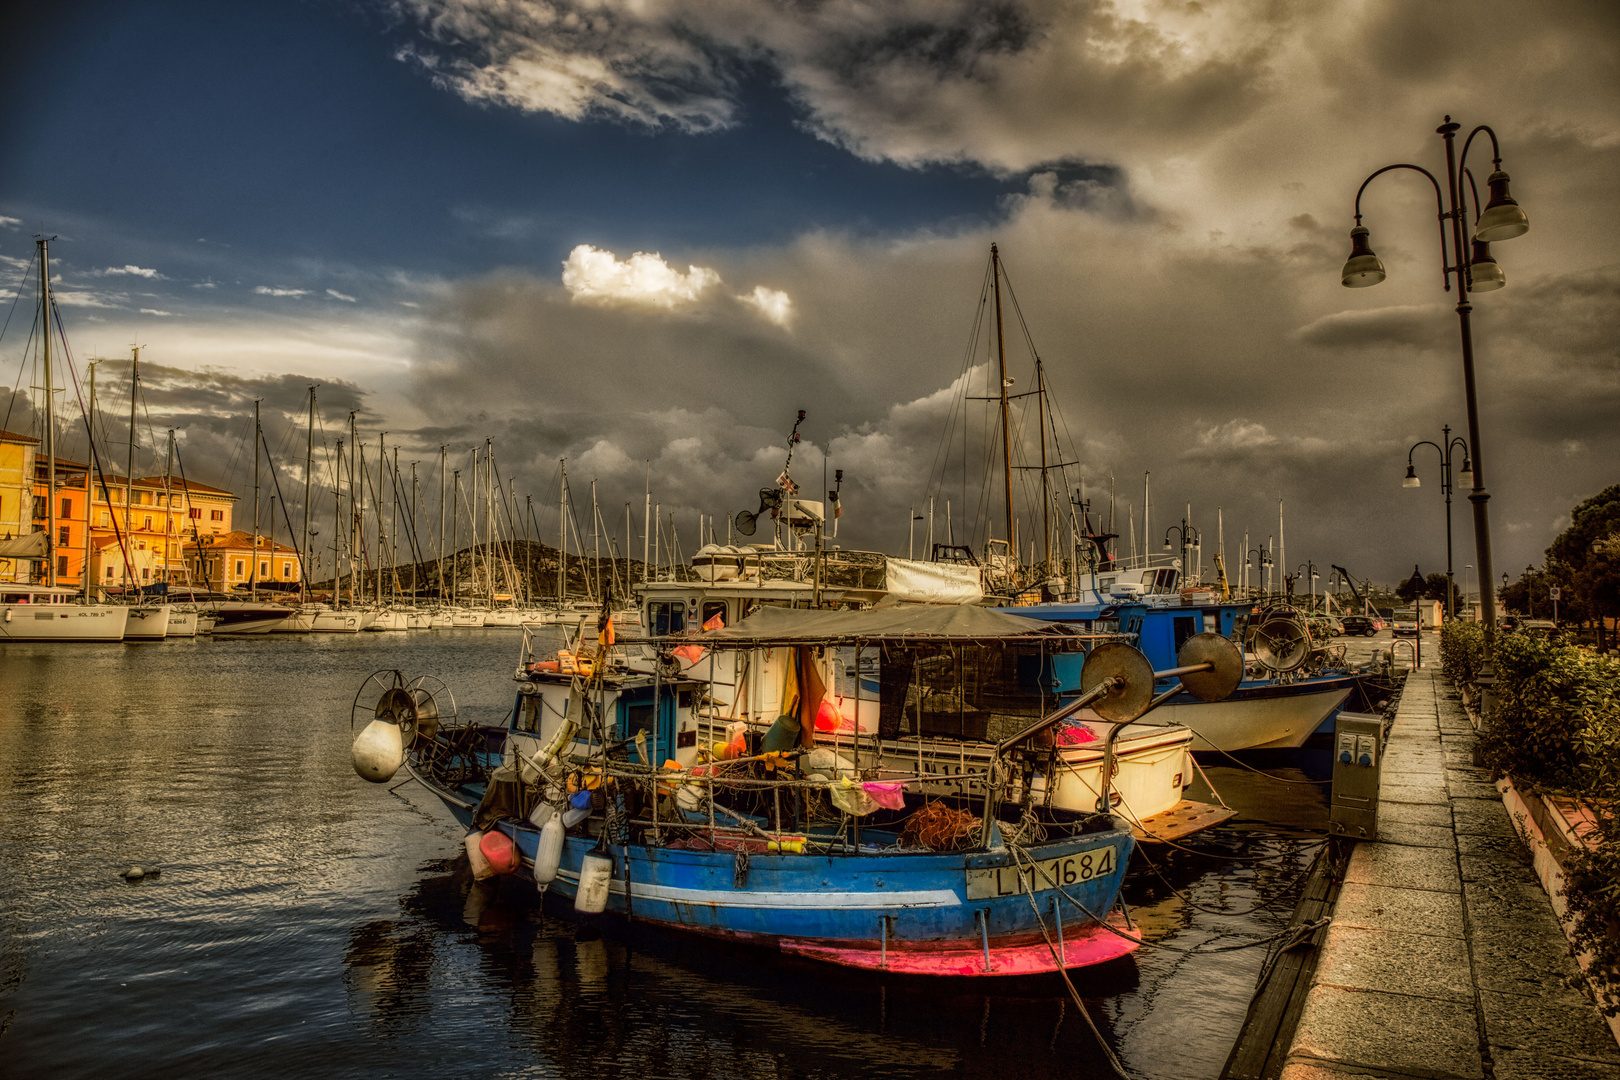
[901,800,978,852]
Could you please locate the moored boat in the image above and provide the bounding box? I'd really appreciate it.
[0,584,130,642]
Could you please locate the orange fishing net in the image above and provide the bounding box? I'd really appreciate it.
[901,801,979,851]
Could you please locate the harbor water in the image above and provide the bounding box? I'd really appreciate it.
[0,633,1332,1079]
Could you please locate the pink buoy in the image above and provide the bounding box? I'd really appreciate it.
[479,829,520,875]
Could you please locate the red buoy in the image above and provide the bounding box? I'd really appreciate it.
[479,829,520,875]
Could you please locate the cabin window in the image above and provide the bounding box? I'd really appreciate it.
[701,601,726,629]
[1172,615,1198,653]
[1203,612,1219,634]
[622,701,655,741]
[649,601,685,636]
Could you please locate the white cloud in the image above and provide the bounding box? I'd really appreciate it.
[0,215,20,229]
[326,288,357,302]
[103,265,163,279]
[52,290,123,308]
[192,282,217,289]
[255,286,310,297]
[561,244,721,308]
[738,285,793,328]
[399,300,420,308]
[139,308,175,317]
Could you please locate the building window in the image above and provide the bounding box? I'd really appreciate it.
[235,559,244,577]
[190,508,202,519]
[57,555,68,577]
[106,565,115,580]
[282,562,293,579]
[100,512,110,526]
[143,516,153,531]
[142,567,150,580]
[60,497,72,519]
[259,560,269,577]
[59,526,70,547]
[210,509,224,521]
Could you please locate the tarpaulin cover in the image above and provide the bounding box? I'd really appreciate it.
[0,531,48,559]
[696,603,1082,644]
[884,557,983,605]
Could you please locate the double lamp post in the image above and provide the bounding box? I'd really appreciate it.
[1341,116,1530,648]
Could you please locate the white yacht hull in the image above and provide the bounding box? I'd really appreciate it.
[0,603,130,642]
[1111,683,1354,753]
[166,610,200,638]
[311,610,363,632]
[123,604,173,640]
[367,610,408,631]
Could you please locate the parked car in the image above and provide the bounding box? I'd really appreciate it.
[1341,615,1380,636]
[1391,609,1420,637]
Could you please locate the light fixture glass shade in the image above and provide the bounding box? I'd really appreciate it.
[1163,538,1172,550]
[1458,460,1474,487]
[1475,171,1529,242]
[1341,226,1386,287]
[1403,464,1421,488]
[1467,239,1506,292]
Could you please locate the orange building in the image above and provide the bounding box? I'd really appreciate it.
[28,455,91,587]
[185,530,301,592]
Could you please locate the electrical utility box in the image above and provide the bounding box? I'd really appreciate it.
[1330,713,1383,841]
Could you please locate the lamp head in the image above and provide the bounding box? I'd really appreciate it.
[1475,170,1529,242]
[1163,538,1172,551]
[1341,225,1386,287]
[1467,239,1506,292]
[1403,463,1421,488]
[1458,459,1474,487]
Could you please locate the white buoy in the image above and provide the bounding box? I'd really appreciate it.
[465,830,496,881]
[352,718,405,783]
[574,852,613,913]
[533,816,565,890]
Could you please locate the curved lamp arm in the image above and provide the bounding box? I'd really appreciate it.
[1458,124,1503,177]
[1407,439,1444,466]
[1355,163,1451,292]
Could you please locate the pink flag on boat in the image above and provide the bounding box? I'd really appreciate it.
[862,781,906,810]
[1056,722,1098,745]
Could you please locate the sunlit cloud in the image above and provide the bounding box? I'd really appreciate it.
[255,286,310,297]
[561,244,720,309]
[738,285,793,328]
[326,288,357,302]
[102,264,163,278]
[139,308,175,317]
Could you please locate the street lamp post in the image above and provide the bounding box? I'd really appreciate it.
[1163,520,1200,587]
[1297,561,1319,608]
[1245,546,1272,601]
[1341,117,1529,650]
[1403,424,1473,620]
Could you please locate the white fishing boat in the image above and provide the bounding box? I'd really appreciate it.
[123,604,173,640]
[0,584,130,642]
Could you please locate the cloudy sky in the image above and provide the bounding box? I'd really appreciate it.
[1,0,1615,589]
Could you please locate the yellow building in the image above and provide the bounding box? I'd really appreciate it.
[185,530,301,592]
[87,475,239,591]
[0,429,40,583]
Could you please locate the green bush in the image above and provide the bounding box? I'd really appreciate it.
[1440,620,1485,688]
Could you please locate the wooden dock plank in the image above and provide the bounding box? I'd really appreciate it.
[1219,837,1350,1080]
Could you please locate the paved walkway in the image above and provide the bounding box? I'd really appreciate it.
[1279,666,1620,1080]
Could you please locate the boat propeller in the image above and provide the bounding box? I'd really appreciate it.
[732,487,784,538]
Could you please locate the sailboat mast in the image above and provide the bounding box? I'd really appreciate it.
[450,470,459,606]
[990,244,1015,564]
[391,447,400,601]
[81,359,99,600]
[125,347,140,592]
[438,445,446,601]
[251,398,260,600]
[303,386,314,599]
[411,462,418,598]
[591,480,600,600]
[558,458,567,606]
[348,414,358,606]
[1037,356,1050,572]
[163,430,175,590]
[642,463,651,586]
[38,239,58,588]
[334,439,344,604]
[376,432,385,605]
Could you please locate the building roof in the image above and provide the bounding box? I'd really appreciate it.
[135,476,237,497]
[0,428,39,445]
[184,530,299,555]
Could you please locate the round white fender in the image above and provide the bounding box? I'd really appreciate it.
[533,816,565,890]
[352,718,405,783]
[574,852,613,913]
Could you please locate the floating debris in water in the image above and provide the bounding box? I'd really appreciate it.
[120,866,161,881]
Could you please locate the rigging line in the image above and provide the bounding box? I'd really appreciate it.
[923,258,994,498]
[1,304,40,436]
[51,298,138,581]
[259,429,313,590]
[0,255,35,350]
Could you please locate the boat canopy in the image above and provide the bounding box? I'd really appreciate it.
[688,602,1101,645]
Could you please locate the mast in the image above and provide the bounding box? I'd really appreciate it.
[80,359,99,601]
[125,347,140,593]
[391,447,400,602]
[524,494,533,606]
[251,398,260,600]
[450,469,459,606]
[1143,471,1150,567]
[558,458,567,606]
[38,239,57,588]
[376,431,386,606]
[438,445,446,601]
[1036,355,1050,572]
[334,439,344,604]
[303,386,314,600]
[991,244,1015,563]
[411,462,418,599]
[591,479,600,600]
[163,430,175,590]
[348,414,358,606]
[642,463,651,586]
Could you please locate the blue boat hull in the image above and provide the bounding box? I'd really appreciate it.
[448,800,1141,976]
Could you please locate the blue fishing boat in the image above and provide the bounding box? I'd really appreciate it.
[350,608,1241,977]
